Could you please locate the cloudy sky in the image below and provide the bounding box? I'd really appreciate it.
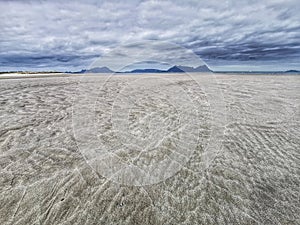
[1,0,300,71]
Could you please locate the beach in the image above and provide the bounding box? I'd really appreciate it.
[0,73,299,225]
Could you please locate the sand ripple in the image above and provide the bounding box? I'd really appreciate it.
[0,74,299,224]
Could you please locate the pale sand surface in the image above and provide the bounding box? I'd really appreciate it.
[0,73,299,224]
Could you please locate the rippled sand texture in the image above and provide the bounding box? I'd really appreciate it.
[0,74,299,225]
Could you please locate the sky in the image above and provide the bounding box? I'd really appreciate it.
[1,0,300,72]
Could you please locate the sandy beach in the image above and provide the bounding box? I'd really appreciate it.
[0,73,299,224]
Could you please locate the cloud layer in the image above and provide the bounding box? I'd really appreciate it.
[1,0,300,71]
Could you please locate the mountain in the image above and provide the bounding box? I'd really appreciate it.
[73,67,114,73]
[122,65,212,73]
[71,65,212,74]
[128,68,166,73]
[194,65,212,72]
[86,67,114,73]
[167,66,185,72]
[285,70,300,73]
[167,65,211,73]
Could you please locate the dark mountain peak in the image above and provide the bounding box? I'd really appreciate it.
[167,65,211,73]
[167,65,185,72]
[129,68,166,73]
[72,66,114,74]
[285,70,299,73]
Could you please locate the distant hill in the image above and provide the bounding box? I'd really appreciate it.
[167,65,211,73]
[127,68,166,73]
[88,67,114,73]
[194,65,212,72]
[285,70,300,73]
[123,65,212,73]
[73,67,114,74]
[167,66,185,72]
[70,65,212,74]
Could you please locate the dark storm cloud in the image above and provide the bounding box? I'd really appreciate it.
[0,54,99,67]
[194,42,300,61]
[0,0,299,71]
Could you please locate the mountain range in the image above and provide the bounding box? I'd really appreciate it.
[73,66,114,74]
[166,65,212,72]
[72,65,212,74]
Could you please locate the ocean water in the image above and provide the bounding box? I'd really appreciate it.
[0,73,299,224]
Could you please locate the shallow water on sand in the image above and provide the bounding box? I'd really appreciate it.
[0,73,299,225]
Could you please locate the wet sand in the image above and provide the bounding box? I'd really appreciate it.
[0,73,299,224]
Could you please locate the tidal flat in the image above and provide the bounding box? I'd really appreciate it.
[0,73,299,225]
